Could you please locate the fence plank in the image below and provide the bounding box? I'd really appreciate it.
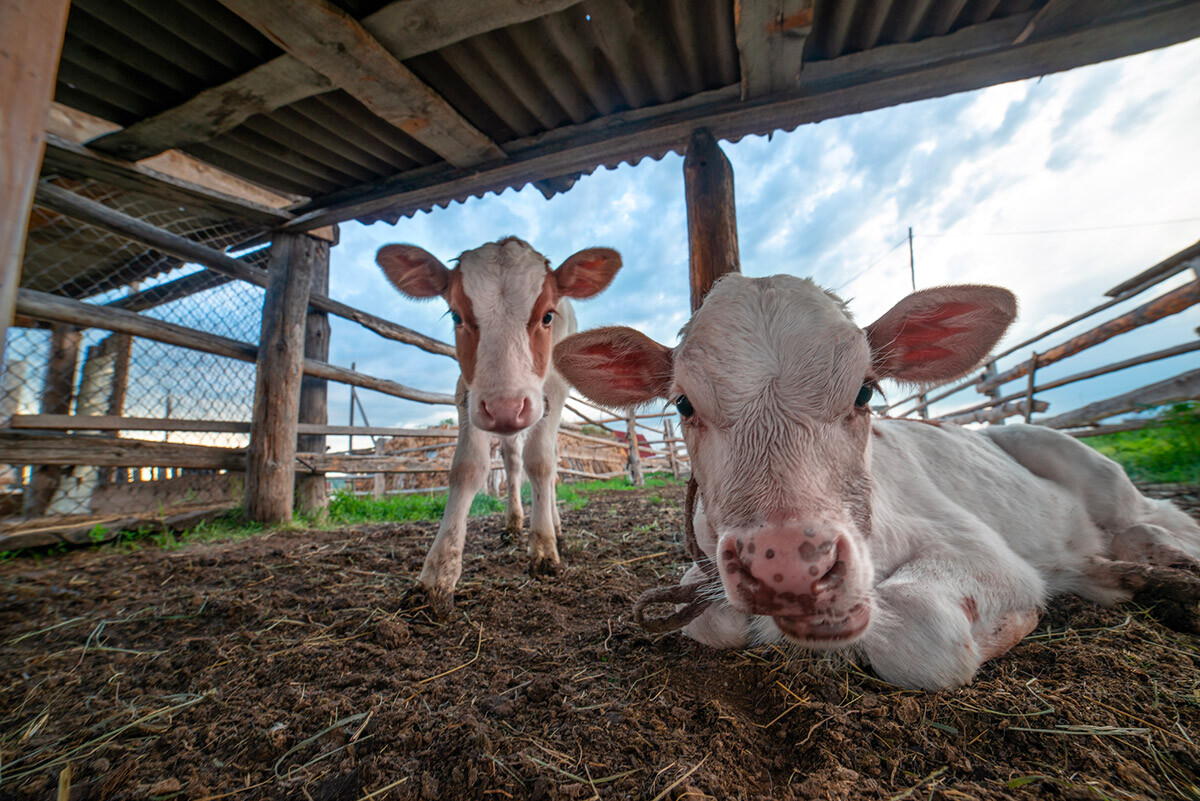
[0,431,245,469]
[32,181,455,359]
[1039,368,1200,430]
[15,288,452,404]
[977,280,1200,394]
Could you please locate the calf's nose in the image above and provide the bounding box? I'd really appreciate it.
[479,396,534,433]
[720,528,848,615]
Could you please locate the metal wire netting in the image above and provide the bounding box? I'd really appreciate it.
[1,176,267,518]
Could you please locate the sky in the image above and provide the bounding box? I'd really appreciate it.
[320,36,1200,443]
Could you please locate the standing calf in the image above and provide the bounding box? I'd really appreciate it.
[376,237,621,613]
[555,274,1200,689]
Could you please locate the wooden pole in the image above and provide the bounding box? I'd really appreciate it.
[684,128,740,312]
[664,418,681,480]
[0,0,72,370]
[295,234,331,514]
[626,410,644,487]
[23,323,79,516]
[1022,351,1038,424]
[246,233,317,523]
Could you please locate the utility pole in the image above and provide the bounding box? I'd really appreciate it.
[908,226,916,292]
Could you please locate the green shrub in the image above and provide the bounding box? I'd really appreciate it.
[1083,402,1200,484]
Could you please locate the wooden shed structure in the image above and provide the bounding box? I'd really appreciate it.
[2,0,1199,534]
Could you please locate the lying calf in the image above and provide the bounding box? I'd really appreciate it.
[376,237,621,613]
[554,274,1200,689]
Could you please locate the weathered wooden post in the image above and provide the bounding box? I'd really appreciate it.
[23,322,79,516]
[684,128,741,313]
[1023,352,1039,424]
[0,0,72,372]
[664,418,681,480]
[246,233,319,523]
[372,440,386,499]
[295,230,333,514]
[626,411,644,486]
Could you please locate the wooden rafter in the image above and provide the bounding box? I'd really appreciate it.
[735,0,814,98]
[214,0,504,168]
[285,2,1200,230]
[41,134,294,226]
[85,0,584,163]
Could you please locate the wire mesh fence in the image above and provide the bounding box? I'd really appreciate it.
[2,175,267,519]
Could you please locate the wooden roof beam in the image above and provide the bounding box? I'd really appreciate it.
[214,0,504,168]
[735,0,814,99]
[41,134,294,226]
[288,1,1200,230]
[86,0,584,163]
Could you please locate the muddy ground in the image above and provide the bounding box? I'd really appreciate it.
[2,484,1200,801]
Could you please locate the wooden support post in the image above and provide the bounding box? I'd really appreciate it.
[684,129,740,313]
[372,440,386,499]
[664,418,681,480]
[626,411,644,487]
[0,0,71,370]
[295,234,331,514]
[23,323,79,516]
[246,233,318,523]
[1023,352,1038,424]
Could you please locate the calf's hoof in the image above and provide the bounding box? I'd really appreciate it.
[529,555,562,577]
[405,582,456,619]
[1135,567,1200,634]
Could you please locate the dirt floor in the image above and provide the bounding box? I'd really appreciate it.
[2,484,1200,801]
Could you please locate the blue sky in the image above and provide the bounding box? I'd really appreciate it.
[322,37,1200,440]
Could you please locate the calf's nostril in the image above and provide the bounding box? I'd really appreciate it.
[813,559,848,593]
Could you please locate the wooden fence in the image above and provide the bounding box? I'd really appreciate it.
[883,238,1200,434]
[327,392,690,497]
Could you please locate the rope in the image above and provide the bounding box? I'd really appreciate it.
[631,476,721,634]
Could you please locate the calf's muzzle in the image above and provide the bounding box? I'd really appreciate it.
[719,525,870,642]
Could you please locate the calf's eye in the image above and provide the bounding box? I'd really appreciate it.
[450,311,463,326]
[675,395,694,418]
[854,384,873,408]
[542,311,554,326]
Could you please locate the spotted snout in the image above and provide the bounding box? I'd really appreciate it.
[717,525,870,643]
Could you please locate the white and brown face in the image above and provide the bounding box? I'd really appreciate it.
[555,274,1016,649]
[376,237,621,435]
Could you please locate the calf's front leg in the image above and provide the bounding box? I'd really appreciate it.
[523,411,562,576]
[501,436,525,540]
[418,417,491,615]
[856,558,1042,690]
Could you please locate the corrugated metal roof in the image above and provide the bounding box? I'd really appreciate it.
[28,0,1200,291]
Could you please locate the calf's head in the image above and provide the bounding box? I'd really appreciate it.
[555,274,1015,647]
[377,237,620,434]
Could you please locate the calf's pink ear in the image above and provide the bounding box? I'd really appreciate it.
[376,244,450,298]
[554,248,622,298]
[865,285,1016,384]
[554,327,673,408]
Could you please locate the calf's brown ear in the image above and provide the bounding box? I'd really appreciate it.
[554,248,622,298]
[376,244,450,298]
[865,285,1016,384]
[554,327,673,408]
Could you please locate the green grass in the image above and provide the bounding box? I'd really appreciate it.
[0,472,685,559]
[1082,402,1200,484]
